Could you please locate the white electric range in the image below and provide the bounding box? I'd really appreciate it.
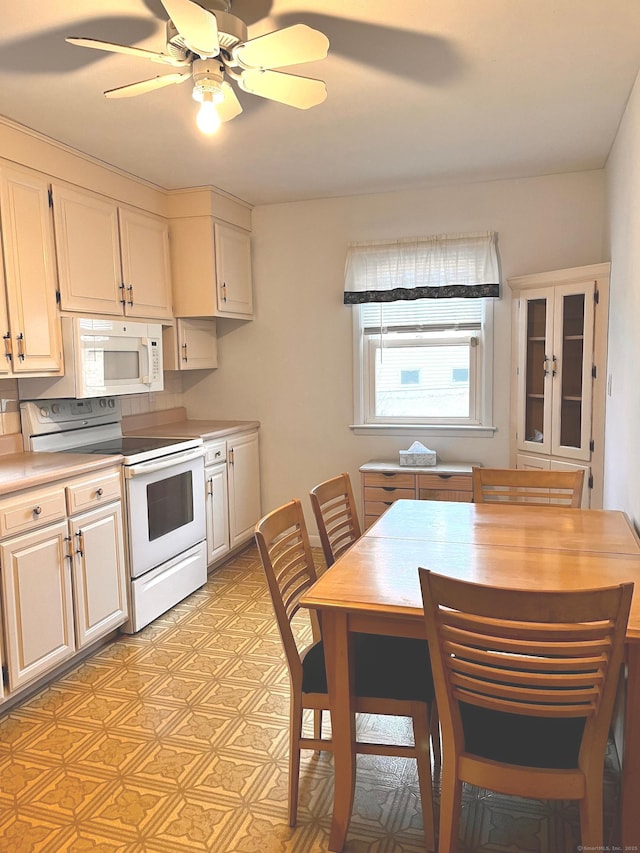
[21,397,207,632]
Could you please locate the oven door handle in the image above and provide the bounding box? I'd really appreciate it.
[124,447,205,478]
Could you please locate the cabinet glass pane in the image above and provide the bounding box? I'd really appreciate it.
[560,293,585,448]
[524,298,546,443]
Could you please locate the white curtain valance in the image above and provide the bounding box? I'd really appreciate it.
[344,231,500,304]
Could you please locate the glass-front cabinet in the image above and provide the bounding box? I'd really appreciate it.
[510,263,609,508]
[517,282,594,461]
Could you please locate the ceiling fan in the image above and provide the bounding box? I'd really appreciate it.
[66,0,330,134]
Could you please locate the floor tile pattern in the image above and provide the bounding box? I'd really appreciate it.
[0,545,620,852]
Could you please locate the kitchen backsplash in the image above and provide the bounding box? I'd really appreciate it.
[0,374,186,437]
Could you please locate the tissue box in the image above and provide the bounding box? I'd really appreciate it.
[399,442,437,467]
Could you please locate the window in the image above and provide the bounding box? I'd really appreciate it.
[345,231,498,433]
[356,298,492,427]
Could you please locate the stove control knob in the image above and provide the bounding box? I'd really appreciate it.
[51,404,60,415]
[39,407,49,418]
[108,399,115,408]
[99,399,107,408]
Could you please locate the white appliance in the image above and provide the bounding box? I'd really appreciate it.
[21,397,207,633]
[18,316,163,400]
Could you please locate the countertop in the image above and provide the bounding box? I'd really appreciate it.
[0,452,122,497]
[122,408,260,441]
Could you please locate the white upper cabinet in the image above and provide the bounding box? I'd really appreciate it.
[0,166,62,375]
[169,215,253,319]
[118,206,173,320]
[52,183,173,320]
[214,222,253,317]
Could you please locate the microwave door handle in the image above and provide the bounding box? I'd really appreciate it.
[124,447,205,478]
[140,337,151,384]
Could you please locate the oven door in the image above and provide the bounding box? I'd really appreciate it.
[124,447,206,578]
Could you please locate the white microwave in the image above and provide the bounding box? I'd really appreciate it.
[18,316,164,400]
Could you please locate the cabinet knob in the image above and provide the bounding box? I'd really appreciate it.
[96,488,104,497]
[33,505,42,516]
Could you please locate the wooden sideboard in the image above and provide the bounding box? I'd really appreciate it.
[360,460,478,529]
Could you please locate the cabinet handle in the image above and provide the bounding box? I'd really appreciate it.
[552,355,558,377]
[16,333,25,361]
[2,333,12,362]
[229,447,234,465]
[33,505,42,516]
[119,283,127,306]
[64,535,74,562]
[96,487,104,497]
[208,477,214,496]
[221,281,227,303]
[127,285,134,307]
[182,342,188,362]
[215,450,221,458]
[543,355,550,376]
[75,530,85,557]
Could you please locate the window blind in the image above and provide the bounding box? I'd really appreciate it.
[361,298,483,335]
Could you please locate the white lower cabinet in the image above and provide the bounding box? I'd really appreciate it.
[1,520,75,691]
[228,431,261,549]
[516,453,591,508]
[206,462,229,564]
[69,502,127,649]
[204,429,261,567]
[0,467,128,699]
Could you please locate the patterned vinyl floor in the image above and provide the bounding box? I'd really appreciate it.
[0,544,620,853]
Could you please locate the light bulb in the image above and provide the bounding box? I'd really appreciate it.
[196,92,221,135]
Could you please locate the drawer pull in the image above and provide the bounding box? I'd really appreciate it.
[215,450,222,458]
[96,488,104,497]
[437,474,452,480]
[382,486,396,492]
[33,505,42,516]
[382,472,395,477]
[383,501,393,506]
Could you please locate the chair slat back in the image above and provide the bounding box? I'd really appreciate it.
[310,473,362,566]
[419,569,632,741]
[472,466,585,507]
[255,500,318,684]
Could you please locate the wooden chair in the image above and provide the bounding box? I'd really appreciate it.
[472,466,585,507]
[255,499,437,849]
[309,472,361,567]
[418,568,633,853]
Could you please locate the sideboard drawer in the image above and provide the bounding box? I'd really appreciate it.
[417,473,473,492]
[364,486,416,503]
[362,472,416,490]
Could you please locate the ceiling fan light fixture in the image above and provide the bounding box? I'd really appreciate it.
[195,90,221,134]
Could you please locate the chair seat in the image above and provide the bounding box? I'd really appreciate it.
[460,703,586,769]
[302,634,435,703]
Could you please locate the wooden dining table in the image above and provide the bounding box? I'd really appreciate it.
[300,499,640,852]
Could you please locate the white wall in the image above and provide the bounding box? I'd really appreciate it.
[604,70,640,529]
[183,172,606,521]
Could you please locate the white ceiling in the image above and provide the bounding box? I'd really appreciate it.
[1,0,639,205]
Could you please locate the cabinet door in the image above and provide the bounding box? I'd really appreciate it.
[52,183,123,316]
[550,282,595,461]
[0,167,62,374]
[228,431,261,549]
[0,520,74,691]
[516,289,553,455]
[163,318,218,370]
[69,502,128,648]
[214,222,253,317]
[205,463,229,565]
[119,207,173,320]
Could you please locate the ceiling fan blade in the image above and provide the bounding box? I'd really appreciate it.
[239,69,326,109]
[160,0,219,58]
[217,82,243,123]
[104,72,191,98]
[66,37,185,67]
[233,24,329,70]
